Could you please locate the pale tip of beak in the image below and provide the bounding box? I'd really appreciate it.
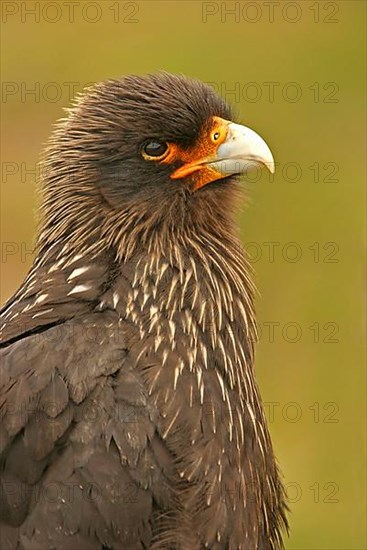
[265,159,275,174]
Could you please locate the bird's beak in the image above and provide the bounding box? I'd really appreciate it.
[206,122,275,176]
[170,117,275,190]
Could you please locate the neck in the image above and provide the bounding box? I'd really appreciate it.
[34,178,258,382]
[36,173,245,263]
[92,190,259,396]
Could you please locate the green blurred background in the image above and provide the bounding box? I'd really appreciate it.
[1,1,366,547]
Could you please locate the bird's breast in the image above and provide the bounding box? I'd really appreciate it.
[97,249,267,473]
[92,249,277,545]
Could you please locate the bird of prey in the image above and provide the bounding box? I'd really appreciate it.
[0,73,288,549]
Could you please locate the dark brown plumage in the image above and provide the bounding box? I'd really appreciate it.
[0,73,288,549]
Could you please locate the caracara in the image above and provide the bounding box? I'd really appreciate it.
[0,73,288,549]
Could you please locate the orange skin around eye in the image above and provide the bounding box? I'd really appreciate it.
[161,116,230,190]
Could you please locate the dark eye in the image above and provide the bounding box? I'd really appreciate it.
[141,140,169,160]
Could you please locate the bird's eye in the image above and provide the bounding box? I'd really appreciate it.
[141,140,169,160]
[212,131,220,141]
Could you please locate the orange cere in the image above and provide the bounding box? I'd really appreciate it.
[163,116,230,190]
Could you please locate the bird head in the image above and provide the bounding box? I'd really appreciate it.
[40,73,274,257]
